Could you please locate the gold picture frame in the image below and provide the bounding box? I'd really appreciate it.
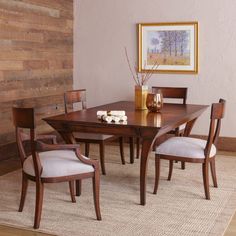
[138,22,198,74]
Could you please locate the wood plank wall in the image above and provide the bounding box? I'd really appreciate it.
[0,0,73,149]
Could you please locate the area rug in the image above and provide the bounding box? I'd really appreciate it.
[0,145,236,236]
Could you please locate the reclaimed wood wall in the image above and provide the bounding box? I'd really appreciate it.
[0,0,73,149]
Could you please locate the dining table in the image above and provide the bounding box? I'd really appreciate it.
[43,101,208,205]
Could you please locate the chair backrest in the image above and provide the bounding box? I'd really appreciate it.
[205,99,226,158]
[152,87,188,104]
[64,89,87,113]
[12,107,42,176]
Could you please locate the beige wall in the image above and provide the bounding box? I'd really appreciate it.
[74,0,236,137]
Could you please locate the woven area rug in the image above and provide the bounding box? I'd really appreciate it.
[0,145,236,236]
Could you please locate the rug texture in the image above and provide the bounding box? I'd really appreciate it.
[0,145,236,236]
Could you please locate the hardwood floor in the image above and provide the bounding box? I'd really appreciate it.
[0,152,235,235]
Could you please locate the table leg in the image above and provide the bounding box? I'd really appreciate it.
[184,118,197,137]
[140,138,154,206]
[58,131,76,144]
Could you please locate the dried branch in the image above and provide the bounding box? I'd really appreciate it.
[125,47,159,86]
[142,60,159,85]
[124,47,139,85]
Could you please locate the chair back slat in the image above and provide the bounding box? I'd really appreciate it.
[152,87,188,104]
[64,89,87,113]
[12,107,35,129]
[12,107,42,175]
[211,99,225,120]
[205,99,226,158]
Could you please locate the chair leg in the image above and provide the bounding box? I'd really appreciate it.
[69,181,76,203]
[167,160,173,181]
[210,158,218,187]
[34,181,44,229]
[119,137,125,165]
[76,179,82,196]
[153,156,160,194]
[99,142,106,175]
[202,162,210,200]
[92,172,102,220]
[19,173,28,212]
[181,161,185,170]
[85,143,90,157]
[136,137,140,159]
[129,137,134,164]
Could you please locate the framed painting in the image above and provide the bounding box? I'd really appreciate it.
[138,22,198,74]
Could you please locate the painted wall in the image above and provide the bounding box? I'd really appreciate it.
[74,0,236,137]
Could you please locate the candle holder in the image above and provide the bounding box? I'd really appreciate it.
[146,90,163,112]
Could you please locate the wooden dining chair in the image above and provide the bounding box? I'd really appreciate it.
[12,107,101,229]
[136,87,188,169]
[153,99,225,200]
[152,87,188,169]
[64,89,125,175]
[152,86,188,136]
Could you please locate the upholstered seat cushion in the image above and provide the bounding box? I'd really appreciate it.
[73,132,113,141]
[156,137,216,159]
[179,123,186,131]
[23,150,94,178]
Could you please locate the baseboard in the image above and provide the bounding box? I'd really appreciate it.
[0,142,18,161]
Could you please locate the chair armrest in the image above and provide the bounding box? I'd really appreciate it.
[75,149,99,170]
[36,141,80,152]
[36,134,57,144]
[36,141,99,169]
[19,131,57,144]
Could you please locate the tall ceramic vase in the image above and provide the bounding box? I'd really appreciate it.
[135,85,148,110]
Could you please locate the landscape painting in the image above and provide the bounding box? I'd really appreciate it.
[138,22,198,73]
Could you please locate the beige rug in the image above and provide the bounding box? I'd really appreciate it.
[0,145,236,236]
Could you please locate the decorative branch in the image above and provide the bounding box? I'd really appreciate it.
[125,46,159,86]
[124,47,139,86]
[142,60,159,85]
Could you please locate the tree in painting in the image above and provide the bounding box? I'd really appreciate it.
[147,30,190,66]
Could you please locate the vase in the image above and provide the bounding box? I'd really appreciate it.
[146,90,163,112]
[135,85,148,110]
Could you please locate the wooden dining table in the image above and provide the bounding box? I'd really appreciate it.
[43,101,208,205]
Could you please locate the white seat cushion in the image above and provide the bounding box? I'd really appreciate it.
[23,150,94,178]
[73,132,113,141]
[179,123,186,131]
[156,137,216,159]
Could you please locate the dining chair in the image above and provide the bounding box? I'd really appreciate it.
[152,87,188,169]
[152,86,188,136]
[153,99,225,200]
[136,87,188,169]
[12,107,101,229]
[64,89,125,175]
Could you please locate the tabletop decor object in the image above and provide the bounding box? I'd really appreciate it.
[125,47,158,110]
[97,110,127,123]
[146,90,163,112]
[138,22,198,74]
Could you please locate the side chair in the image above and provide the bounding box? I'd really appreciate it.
[64,89,126,175]
[152,86,188,169]
[152,86,188,136]
[136,87,188,170]
[153,99,226,200]
[12,107,101,229]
